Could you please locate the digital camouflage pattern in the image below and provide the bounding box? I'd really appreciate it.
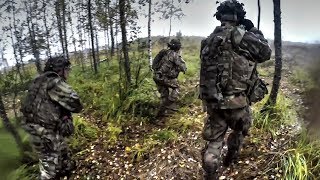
[153,49,186,117]
[21,71,83,180]
[200,22,271,178]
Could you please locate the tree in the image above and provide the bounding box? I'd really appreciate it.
[41,0,52,58]
[88,0,98,73]
[0,32,9,68]
[119,0,131,85]
[108,1,116,57]
[55,0,69,59]
[0,94,24,153]
[257,0,261,29]
[148,0,152,68]
[267,0,282,105]
[96,0,110,56]
[75,0,86,71]
[24,1,46,73]
[69,5,77,59]
[0,0,26,79]
[156,0,185,38]
[176,30,182,40]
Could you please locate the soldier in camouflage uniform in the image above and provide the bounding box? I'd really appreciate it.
[199,0,272,179]
[152,39,187,117]
[20,57,83,180]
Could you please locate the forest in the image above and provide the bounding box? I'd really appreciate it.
[1,0,320,179]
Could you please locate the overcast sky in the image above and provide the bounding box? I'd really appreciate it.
[138,0,320,43]
[1,0,319,67]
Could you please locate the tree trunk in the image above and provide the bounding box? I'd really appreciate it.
[95,31,100,64]
[76,2,85,71]
[119,0,131,85]
[55,1,66,57]
[108,3,115,57]
[148,0,152,68]
[62,0,69,60]
[104,0,110,56]
[257,0,261,30]
[88,0,98,73]
[25,2,42,74]
[42,0,52,58]
[168,0,174,38]
[268,0,282,105]
[11,1,25,74]
[68,5,78,64]
[1,47,8,68]
[0,94,24,152]
[9,25,23,80]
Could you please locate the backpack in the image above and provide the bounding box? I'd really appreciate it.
[200,25,267,103]
[152,49,168,71]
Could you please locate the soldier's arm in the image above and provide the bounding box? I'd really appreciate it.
[238,27,272,63]
[199,39,207,100]
[48,78,83,113]
[175,56,187,73]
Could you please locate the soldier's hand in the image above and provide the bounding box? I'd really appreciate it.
[240,19,254,31]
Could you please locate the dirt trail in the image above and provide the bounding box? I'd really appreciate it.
[71,64,303,180]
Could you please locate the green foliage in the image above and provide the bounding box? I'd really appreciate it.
[126,138,159,162]
[70,116,98,150]
[253,92,296,135]
[167,115,202,133]
[290,68,314,90]
[281,132,320,180]
[106,123,122,144]
[0,67,34,94]
[7,164,38,180]
[150,129,178,142]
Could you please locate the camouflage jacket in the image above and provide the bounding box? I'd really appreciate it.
[20,71,83,135]
[153,49,187,79]
[200,25,271,109]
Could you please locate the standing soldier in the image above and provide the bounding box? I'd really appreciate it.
[199,0,271,179]
[20,57,83,179]
[152,39,187,118]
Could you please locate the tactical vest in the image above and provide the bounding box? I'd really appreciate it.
[200,25,255,105]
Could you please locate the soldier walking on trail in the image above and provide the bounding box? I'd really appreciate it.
[152,39,187,118]
[199,0,272,179]
[20,56,83,180]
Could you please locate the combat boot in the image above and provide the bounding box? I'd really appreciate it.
[165,100,178,113]
[223,149,239,167]
[204,172,219,180]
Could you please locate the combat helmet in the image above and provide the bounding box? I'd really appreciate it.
[215,0,246,22]
[168,39,182,51]
[44,56,71,73]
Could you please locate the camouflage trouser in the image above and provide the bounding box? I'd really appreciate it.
[30,132,74,180]
[202,106,252,177]
[154,76,180,116]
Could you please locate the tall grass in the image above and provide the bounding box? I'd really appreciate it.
[252,92,296,135]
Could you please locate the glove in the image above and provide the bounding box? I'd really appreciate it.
[60,116,75,137]
[240,19,254,31]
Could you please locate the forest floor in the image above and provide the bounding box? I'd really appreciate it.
[70,62,304,180]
